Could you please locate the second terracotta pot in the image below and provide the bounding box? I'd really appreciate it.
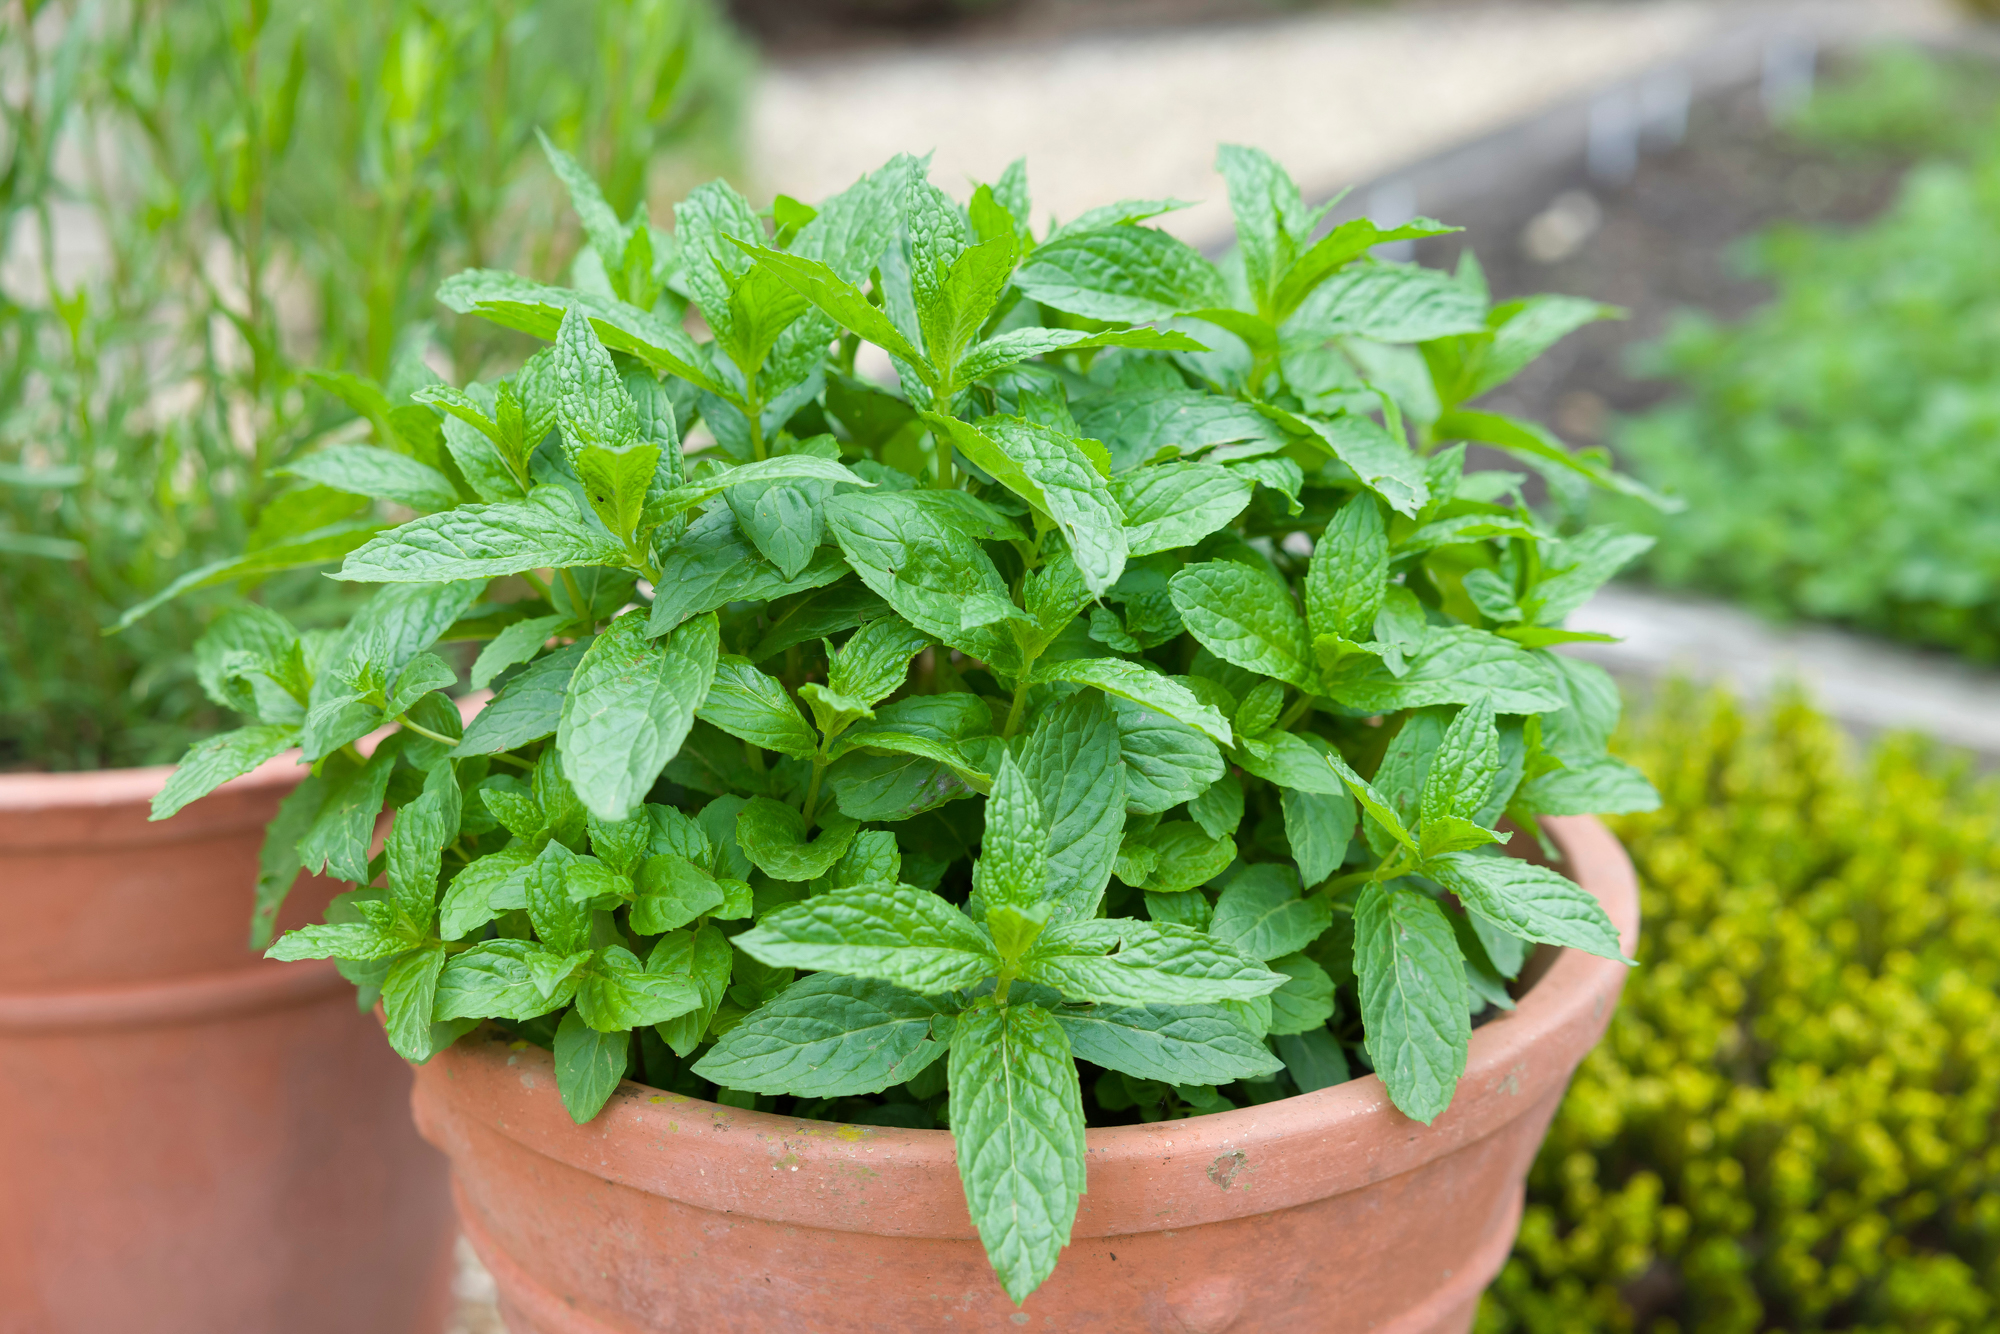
[0,754,457,1334]
[415,814,1639,1334]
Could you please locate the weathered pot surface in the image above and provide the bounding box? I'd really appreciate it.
[416,813,1638,1334]
[0,751,456,1334]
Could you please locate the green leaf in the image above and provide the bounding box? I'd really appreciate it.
[280,445,458,511]
[150,725,299,821]
[649,923,736,1056]
[1292,414,1429,518]
[575,945,703,1032]
[435,939,585,1021]
[265,919,408,962]
[536,130,630,279]
[1126,821,1236,894]
[1110,463,1253,557]
[1426,853,1629,962]
[1328,626,1563,715]
[733,881,1000,992]
[1515,754,1661,817]
[557,611,720,821]
[525,840,590,956]
[1209,864,1333,961]
[1305,494,1387,641]
[1264,951,1336,1035]
[1232,730,1347,795]
[110,521,383,631]
[824,491,1019,672]
[1272,216,1461,321]
[949,1003,1087,1305]
[381,945,450,1062]
[1528,526,1656,626]
[296,742,400,883]
[1033,657,1232,746]
[693,973,951,1096]
[1282,786,1355,886]
[335,488,626,583]
[646,505,849,636]
[1188,772,1244,840]
[456,641,586,754]
[630,854,727,933]
[1289,262,1488,343]
[384,766,459,930]
[1053,1002,1282,1084]
[1275,1027,1351,1092]
[1110,695,1226,814]
[1217,144,1309,317]
[1013,225,1227,322]
[1354,882,1469,1124]
[1022,919,1282,1005]
[469,614,568,691]
[826,616,934,709]
[249,769,328,948]
[1434,408,1679,512]
[738,243,926,368]
[1421,698,1500,826]
[1323,748,1419,858]
[697,656,818,759]
[974,753,1049,919]
[954,326,1206,384]
[923,415,1127,597]
[1019,692,1126,923]
[736,797,860,881]
[438,845,539,940]
[554,1007,629,1123]
[1168,561,1313,689]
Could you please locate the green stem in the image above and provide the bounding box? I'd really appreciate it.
[1275,693,1317,732]
[487,752,533,771]
[800,754,829,826]
[558,567,591,622]
[522,570,553,601]
[397,717,460,748]
[1000,672,1034,740]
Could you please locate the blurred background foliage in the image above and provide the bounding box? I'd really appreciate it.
[0,0,747,772]
[1480,688,2000,1334]
[1611,48,2000,659]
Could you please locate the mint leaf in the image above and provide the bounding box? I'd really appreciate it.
[1021,919,1282,1005]
[435,939,584,1021]
[1110,695,1225,814]
[1013,225,1226,322]
[697,656,818,759]
[1328,626,1563,715]
[150,724,299,821]
[575,945,703,1032]
[923,415,1127,596]
[1032,656,1232,746]
[1426,853,1629,962]
[1054,1002,1282,1084]
[824,491,1019,672]
[1264,951,1336,1035]
[1275,1027,1351,1092]
[1290,413,1429,518]
[438,846,539,940]
[1282,786,1355,886]
[1209,864,1332,961]
[381,944,449,1062]
[554,1007,628,1124]
[558,611,720,821]
[1169,560,1313,689]
[1289,262,1487,344]
[649,923,735,1056]
[469,614,568,691]
[733,882,1000,992]
[736,797,860,881]
[949,1002,1087,1305]
[1110,463,1252,557]
[335,488,627,582]
[973,753,1049,918]
[1354,882,1469,1124]
[456,641,586,754]
[826,616,934,708]
[630,854,727,933]
[280,444,458,511]
[739,243,925,367]
[1019,692,1125,923]
[1421,697,1501,826]
[296,741,399,883]
[1304,494,1387,642]
[1217,144,1309,317]
[693,973,950,1096]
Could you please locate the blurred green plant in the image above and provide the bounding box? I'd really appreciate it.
[0,0,747,771]
[1479,687,2000,1333]
[1612,48,2000,658]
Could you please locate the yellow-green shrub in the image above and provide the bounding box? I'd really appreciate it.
[1480,689,2000,1334]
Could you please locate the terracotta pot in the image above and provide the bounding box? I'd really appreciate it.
[0,753,457,1334]
[414,814,1638,1333]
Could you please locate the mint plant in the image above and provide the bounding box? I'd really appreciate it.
[155,140,1662,1302]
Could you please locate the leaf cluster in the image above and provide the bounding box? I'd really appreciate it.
[162,142,1661,1302]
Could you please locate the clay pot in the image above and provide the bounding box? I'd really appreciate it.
[415,813,1638,1334]
[0,753,457,1334]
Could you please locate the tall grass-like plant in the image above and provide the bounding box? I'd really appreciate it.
[0,0,746,770]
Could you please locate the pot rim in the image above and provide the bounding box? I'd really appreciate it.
[419,814,1638,1239]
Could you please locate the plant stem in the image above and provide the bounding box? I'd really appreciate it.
[800,755,828,826]
[558,567,591,621]
[1001,674,1033,740]
[397,717,460,748]
[1275,693,1317,732]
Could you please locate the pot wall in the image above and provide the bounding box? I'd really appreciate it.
[415,814,1640,1334]
[0,756,456,1334]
